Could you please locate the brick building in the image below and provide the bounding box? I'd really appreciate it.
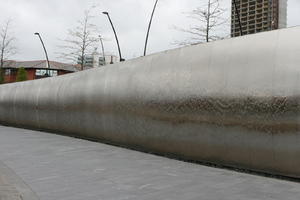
[1,60,78,84]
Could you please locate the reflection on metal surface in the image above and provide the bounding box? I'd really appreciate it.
[1,27,300,178]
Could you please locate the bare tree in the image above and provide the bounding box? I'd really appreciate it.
[174,0,227,46]
[0,19,16,69]
[58,8,99,70]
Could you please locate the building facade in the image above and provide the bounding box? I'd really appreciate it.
[78,54,119,69]
[1,60,78,84]
[78,49,119,70]
[231,0,287,37]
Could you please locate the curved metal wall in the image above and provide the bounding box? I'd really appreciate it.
[1,27,300,178]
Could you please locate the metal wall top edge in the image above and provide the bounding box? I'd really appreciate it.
[0,27,300,98]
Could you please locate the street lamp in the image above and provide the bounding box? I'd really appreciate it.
[34,32,51,76]
[102,12,125,62]
[144,0,159,56]
[232,0,243,36]
[99,35,106,65]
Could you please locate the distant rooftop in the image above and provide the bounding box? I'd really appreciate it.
[2,60,79,72]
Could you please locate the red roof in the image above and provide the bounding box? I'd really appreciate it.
[2,60,79,72]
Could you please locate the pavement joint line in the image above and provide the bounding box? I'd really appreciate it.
[0,161,40,200]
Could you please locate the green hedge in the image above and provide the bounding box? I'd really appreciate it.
[0,69,4,84]
[16,67,28,82]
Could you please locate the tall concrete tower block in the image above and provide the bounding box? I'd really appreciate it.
[231,0,288,37]
[278,0,288,28]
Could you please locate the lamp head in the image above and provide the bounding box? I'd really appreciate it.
[34,32,39,35]
[102,12,109,15]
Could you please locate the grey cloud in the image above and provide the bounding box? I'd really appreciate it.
[0,0,299,62]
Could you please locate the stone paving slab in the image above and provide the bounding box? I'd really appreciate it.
[0,160,39,200]
[0,125,300,200]
[0,182,21,200]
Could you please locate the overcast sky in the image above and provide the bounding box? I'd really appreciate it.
[1,0,299,63]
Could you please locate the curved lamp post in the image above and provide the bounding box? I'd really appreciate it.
[34,32,51,76]
[102,12,125,62]
[232,0,243,36]
[99,35,106,65]
[144,0,159,56]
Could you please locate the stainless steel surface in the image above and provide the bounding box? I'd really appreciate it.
[1,27,300,177]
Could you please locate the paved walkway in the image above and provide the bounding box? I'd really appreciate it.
[0,160,39,200]
[0,125,300,200]
[0,163,22,200]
